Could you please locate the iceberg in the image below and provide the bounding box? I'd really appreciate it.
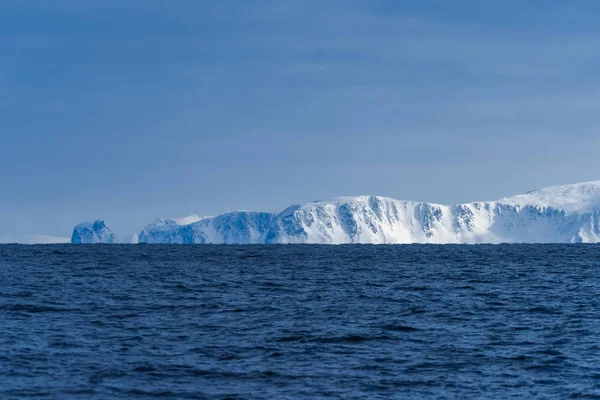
[71,220,116,244]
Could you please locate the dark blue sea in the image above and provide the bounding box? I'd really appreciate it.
[2,245,600,399]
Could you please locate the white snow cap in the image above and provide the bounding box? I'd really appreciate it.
[498,181,600,213]
[172,215,208,225]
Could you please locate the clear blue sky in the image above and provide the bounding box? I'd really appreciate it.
[2,0,600,240]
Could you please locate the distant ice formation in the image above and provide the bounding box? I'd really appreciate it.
[71,220,116,244]
[138,215,209,244]
[0,235,70,245]
[126,233,139,244]
[72,181,600,244]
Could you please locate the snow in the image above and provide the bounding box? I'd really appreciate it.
[263,189,600,244]
[497,181,600,213]
[172,214,207,226]
[139,212,276,244]
[69,180,600,245]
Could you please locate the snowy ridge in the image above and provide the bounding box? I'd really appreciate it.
[173,215,207,226]
[74,180,600,244]
[497,181,600,213]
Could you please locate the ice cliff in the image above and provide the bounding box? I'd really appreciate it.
[71,220,116,244]
[139,212,277,244]
[75,181,600,244]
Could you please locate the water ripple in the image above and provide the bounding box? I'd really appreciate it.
[1,244,600,399]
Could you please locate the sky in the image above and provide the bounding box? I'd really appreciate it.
[1,0,600,241]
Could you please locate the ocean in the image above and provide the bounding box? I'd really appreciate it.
[1,244,600,399]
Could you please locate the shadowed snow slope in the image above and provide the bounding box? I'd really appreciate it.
[139,212,277,244]
[77,181,600,244]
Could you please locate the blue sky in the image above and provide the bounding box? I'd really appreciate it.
[1,0,600,240]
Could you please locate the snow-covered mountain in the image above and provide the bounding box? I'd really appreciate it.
[74,181,600,244]
[71,220,116,244]
[265,193,599,244]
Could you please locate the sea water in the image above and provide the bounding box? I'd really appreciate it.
[1,244,600,399]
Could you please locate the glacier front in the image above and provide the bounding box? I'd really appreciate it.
[75,181,600,244]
